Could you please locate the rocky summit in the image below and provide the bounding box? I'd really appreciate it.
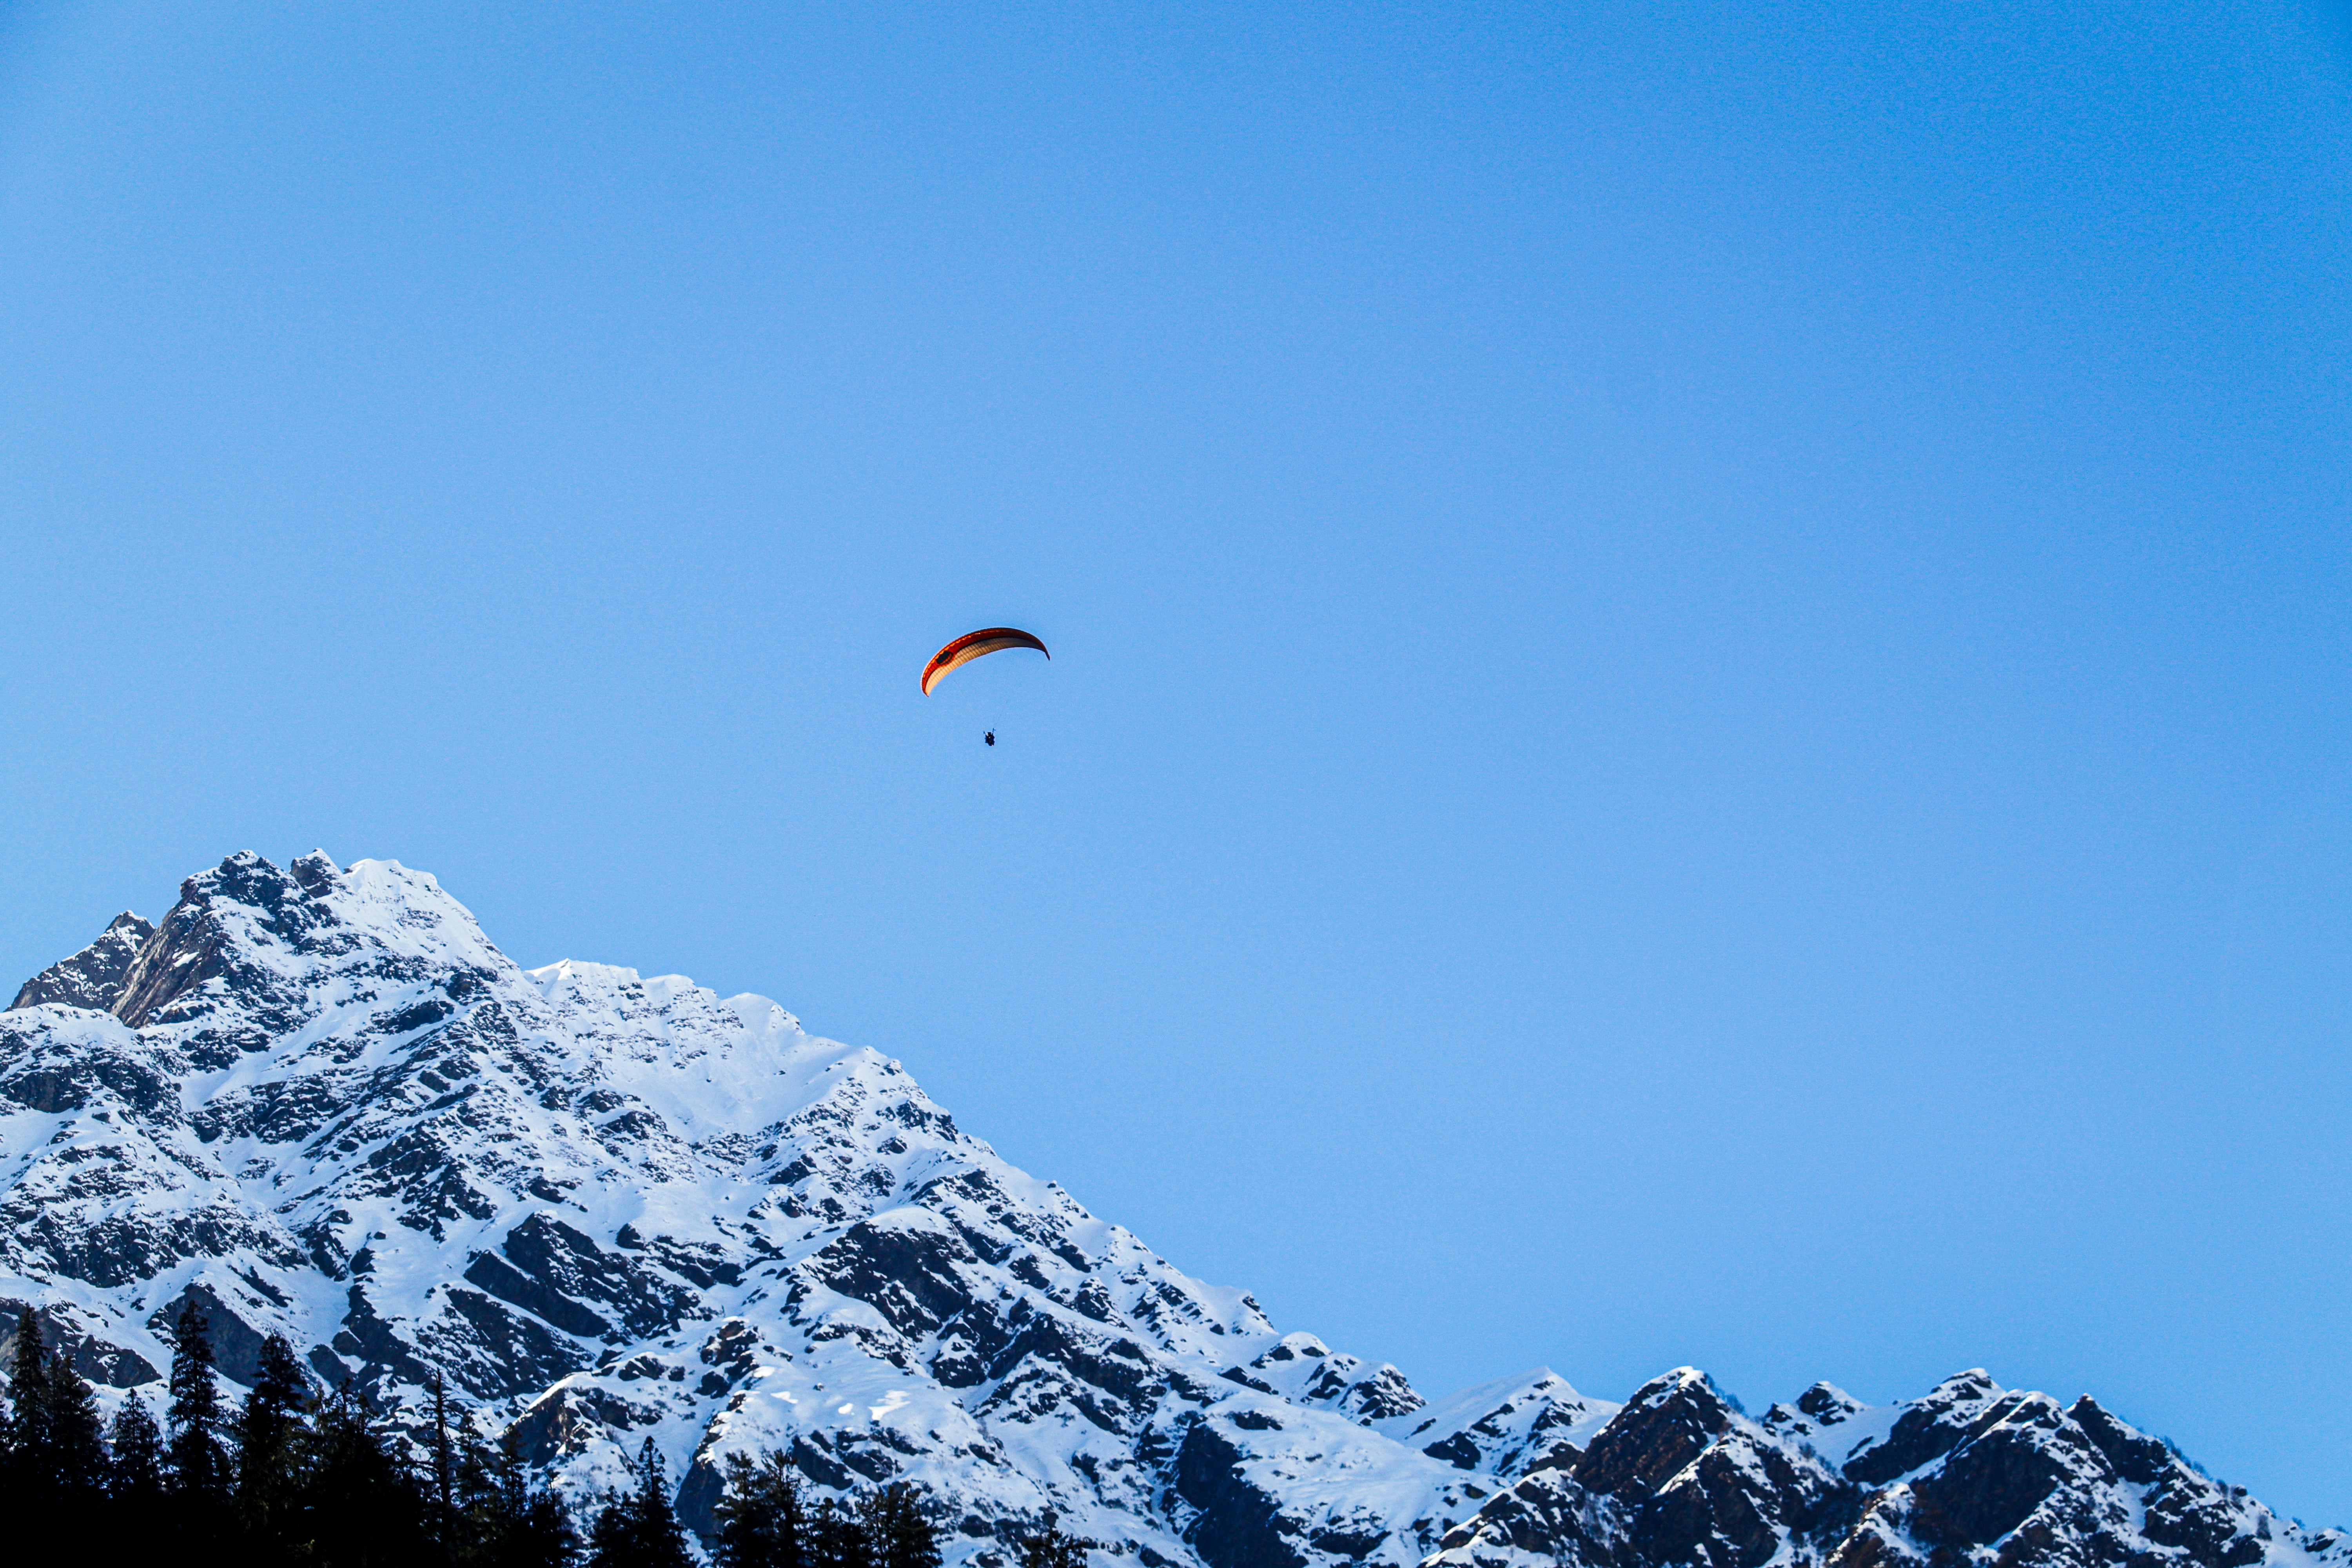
[0,852,2342,1568]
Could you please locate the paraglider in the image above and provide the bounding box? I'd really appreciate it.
[921,627,1049,695]
[984,731,996,746]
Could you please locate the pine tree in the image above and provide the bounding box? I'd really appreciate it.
[235,1332,310,1552]
[861,1483,940,1568]
[810,1494,874,1568]
[484,1434,579,1568]
[42,1343,107,1499]
[0,1312,63,1567]
[452,1426,499,1566]
[107,1397,169,1566]
[586,1439,691,1568]
[109,1395,166,1501]
[713,1449,806,1568]
[299,1377,430,1567]
[512,1484,583,1568]
[588,1494,640,1568]
[632,1436,692,1568]
[5,1306,54,1493]
[165,1301,232,1504]
[1018,1516,1093,1568]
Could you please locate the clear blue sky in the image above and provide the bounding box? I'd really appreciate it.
[3,0,2348,1524]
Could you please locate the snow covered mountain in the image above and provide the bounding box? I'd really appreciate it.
[1,851,2342,1568]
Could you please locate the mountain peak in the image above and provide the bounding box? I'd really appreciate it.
[0,851,2340,1568]
[10,909,154,1013]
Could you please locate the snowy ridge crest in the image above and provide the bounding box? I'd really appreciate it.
[0,852,2340,1568]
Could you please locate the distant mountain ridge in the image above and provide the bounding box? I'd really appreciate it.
[0,851,2341,1568]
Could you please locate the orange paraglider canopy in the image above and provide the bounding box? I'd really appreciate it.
[921,628,1050,694]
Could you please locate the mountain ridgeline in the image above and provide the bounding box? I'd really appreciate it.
[0,852,2341,1568]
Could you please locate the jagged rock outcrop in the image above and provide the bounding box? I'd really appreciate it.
[0,852,2341,1568]
[1426,1368,2350,1568]
[11,911,152,1011]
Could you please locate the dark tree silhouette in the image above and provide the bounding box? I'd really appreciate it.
[109,1394,167,1501]
[1018,1515,1094,1568]
[587,1495,639,1568]
[862,1483,942,1568]
[586,1437,691,1568]
[633,1438,692,1568]
[236,1332,312,1554]
[5,1306,54,1493]
[108,1395,170,1563]
[506,1483,584,1568]
[299,1377,430,1567]
[809,1494,875,1568]
[3,1328,975,1568]
[44,1342,107,1500]
[165,1301,232,1505]
[470,1432,579,1568]
[713,1448,807,1568]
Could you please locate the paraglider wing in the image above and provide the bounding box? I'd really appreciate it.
[921,627,1050,694]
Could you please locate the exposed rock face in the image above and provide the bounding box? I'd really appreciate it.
[11,911,152,1012]
[1425,1368,2351,1568]
[0,853,2343,1568]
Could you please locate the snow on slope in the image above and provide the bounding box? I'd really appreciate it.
[0,851,2341,1568]
[0,851,1562,1566]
